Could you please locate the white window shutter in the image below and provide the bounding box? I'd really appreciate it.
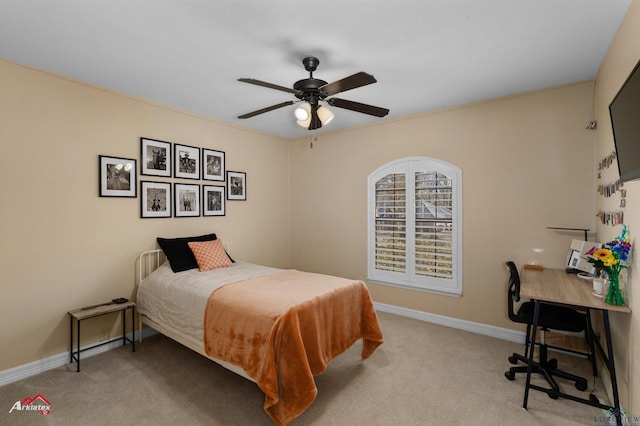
[368,157,462,296]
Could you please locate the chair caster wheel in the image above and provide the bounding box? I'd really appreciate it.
[508,355,518,365]
[505,371,515,381]
[575,380,588,391]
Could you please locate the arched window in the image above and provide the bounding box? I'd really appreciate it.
[367,157,462,296]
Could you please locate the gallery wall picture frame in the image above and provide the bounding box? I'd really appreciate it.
[174,143,200,179]
[99,155,137,197]
[227,171,246,201]
[203,185,226,216]
[202,149,225,181]
[140,181,171,218]
[140,137,171,177]
[174,183,200,217]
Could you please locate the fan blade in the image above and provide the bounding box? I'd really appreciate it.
[238,78,302,95]
[319,72,377,97]
[327,98,389,117]
[308,105,322,130]
[237,101,294,119]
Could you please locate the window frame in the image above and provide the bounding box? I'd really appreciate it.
[367,157,463,296]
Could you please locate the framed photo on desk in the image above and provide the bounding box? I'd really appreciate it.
[565,239,602,274]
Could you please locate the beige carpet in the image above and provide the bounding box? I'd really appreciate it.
[0,312,609,425]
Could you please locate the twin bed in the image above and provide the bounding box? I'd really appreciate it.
[135,234,384,425]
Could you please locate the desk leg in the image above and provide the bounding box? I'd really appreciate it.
[585,309,598,377]
[603,311,622,426]
[522,300,541,409]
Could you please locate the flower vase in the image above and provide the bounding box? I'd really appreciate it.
[605,272,625,306]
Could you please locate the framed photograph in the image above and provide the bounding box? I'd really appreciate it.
[174,143,200,179]
[175,183,200,217]
[227,171,246,200]
[203,185,226,216]
[202,149,225,181]
[99,155,136,197]
[140,138,171,177]
[140,181,171,218]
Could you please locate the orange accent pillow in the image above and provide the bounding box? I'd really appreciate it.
[187,239,232,272]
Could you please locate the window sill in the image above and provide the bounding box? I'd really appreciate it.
[367,277,462,297]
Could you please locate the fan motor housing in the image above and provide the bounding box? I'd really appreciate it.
[293,78,328,101]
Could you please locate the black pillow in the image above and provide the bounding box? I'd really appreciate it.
[157,233,217,272]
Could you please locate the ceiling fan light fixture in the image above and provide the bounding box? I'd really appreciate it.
[317,105,334,125]
[294,102,311,121]
[296,112,311,128]
[238,56,388,131]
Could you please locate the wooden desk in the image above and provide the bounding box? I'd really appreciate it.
[519,268,631,425]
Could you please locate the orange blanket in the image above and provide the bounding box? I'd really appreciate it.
[203,270,384,425]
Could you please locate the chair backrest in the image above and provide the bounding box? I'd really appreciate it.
[506,261,521,322]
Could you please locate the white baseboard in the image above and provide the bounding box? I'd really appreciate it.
[374,302,526,343]
[0,328,157,387]
[1,306,520,387]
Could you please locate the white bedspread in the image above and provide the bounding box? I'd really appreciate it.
[136,261,281,343]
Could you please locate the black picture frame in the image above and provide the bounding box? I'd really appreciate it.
[203,185,226,216]
[140,181,171,218]
[226,171,246,201]
[174,143,200,179]
[202,149,225,181]
[140,138,171,177]
[174,183,200,217]
[99,155,136,197]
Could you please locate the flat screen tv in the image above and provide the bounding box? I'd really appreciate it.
[609,58,640,183]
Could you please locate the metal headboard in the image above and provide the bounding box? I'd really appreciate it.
[137,249,164,285]
[136,243,231,284]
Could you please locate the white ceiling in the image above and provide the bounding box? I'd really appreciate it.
[0,0,631,139]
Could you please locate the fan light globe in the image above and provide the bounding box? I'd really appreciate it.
[294,103,310,121]
[297,116,311,128]
[317,106,334,125]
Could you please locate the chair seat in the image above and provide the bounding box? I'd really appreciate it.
[516,301,585,333]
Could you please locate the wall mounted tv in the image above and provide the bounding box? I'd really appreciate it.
[609,58,640,183]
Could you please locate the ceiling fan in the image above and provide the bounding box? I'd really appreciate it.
[237,56,389,130]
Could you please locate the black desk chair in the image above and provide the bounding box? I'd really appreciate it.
[504,261,589,393]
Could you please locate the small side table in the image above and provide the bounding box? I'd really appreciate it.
[68,301,135,372]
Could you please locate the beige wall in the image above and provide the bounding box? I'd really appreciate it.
[1,59,597,372]
[0,60,290,371]
[594,0,640,414]
[289,82,596,330]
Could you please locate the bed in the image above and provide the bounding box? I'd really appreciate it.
[135,237,384,425]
